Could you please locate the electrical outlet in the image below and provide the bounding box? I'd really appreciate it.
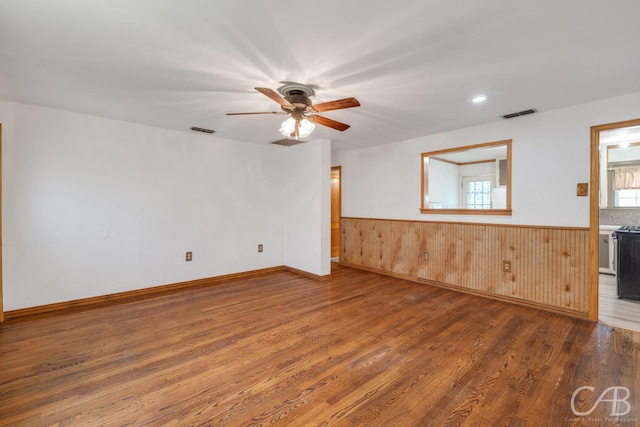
[423,251,429,261]
[258,244,263,253]
[186,251,192,262]
[502,260,511,273]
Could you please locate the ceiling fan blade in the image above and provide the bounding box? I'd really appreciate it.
[226,111,287,115]
[311,115,351,131]
[255,87,294,108]
[311,97,360,113]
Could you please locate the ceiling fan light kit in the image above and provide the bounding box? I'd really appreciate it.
[226,83,360,141]
[280,117,315,138]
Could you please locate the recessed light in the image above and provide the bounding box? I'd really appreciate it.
[471,95,487,104]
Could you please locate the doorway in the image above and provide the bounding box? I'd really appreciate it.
[590,118,640,324]
[331,167,341,259]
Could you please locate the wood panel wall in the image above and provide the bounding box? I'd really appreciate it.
[341,217,590,318]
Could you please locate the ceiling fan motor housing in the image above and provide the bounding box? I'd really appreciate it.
[283,90,313,112]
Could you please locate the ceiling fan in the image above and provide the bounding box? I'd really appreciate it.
[226,83,360,139]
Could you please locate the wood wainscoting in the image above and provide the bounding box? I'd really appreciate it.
[341,217,590,318]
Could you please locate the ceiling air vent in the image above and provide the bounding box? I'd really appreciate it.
[190,126,215,134]
[271,138,304,147]
[502,109,537,119]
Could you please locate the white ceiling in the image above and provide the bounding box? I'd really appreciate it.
[600,125,640,146]
[1,0,640,151]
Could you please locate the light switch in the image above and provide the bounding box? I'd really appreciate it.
[576,183,588,197]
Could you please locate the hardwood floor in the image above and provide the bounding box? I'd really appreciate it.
[599,273,640,332]
[1,265,639,426]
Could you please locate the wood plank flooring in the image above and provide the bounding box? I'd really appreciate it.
[599,273,640,332]
[1,265,639,426]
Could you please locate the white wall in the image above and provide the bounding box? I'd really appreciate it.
[282,139,331,276]
[5,91,640,311]
[459,161,495,178]
[1,102,286,310]
[428,159,459,208]
[335,92,640,227]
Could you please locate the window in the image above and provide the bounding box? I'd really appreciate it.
[606,162,640,208]
[615,189,640,207]
[464,178,492,209]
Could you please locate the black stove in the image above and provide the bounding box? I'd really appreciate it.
[613,226,640,301]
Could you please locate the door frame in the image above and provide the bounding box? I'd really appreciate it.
[331,166,342,260]
[1,123,4,322]
[589,117,640,321]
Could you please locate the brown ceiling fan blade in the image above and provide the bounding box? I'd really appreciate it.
[226,111,287,115]
[312,97,360,113]
[255,87,294,108]
[312,115,351,131]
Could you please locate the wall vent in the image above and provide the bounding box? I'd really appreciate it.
[190,126,215,134]
[271,138,304,147]
[502,109,537,119]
